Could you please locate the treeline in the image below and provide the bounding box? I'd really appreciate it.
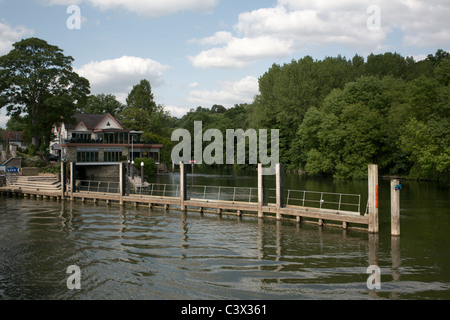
[1,38,448,180]
[175,50,449,181]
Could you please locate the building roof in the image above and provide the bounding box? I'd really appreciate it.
[64,113,123,131]
[1,131,24,142]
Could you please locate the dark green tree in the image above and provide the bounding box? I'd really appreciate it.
[118,79,174,137]
[79,93,125,116]
[0,37,90,149]
[126,79,157,113]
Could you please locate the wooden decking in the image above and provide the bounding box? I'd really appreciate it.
[0,162,375,232]
[0,186,370,231]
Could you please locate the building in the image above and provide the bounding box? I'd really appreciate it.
[1,131,27,149]
[50,113,163,165]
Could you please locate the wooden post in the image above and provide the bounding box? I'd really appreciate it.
[119,162,125,206]
[368,164,379,233]
[180,162,187,211]
[258,163,265,219]
[70,162,76,200]
[60,161,66,200]
[276,163,284,220]
[391,179,401,236]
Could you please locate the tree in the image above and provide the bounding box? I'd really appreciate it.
[6,114,26,131]
[118,79,174,137]
[134,158,157,177]
[126,79,157,113]
[79,94,125,116]
[365,52,407,79]
[0,37,90,149]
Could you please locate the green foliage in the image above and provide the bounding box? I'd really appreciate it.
[126,79,157,113]
[40,162,61,174]
[2,37,447,180]
[27,144,37,156]
[79,94,125,116]
[134,158,156,177]
[142,132,173,165]
[171,50,448,181]
[0,37,90,148]
[117,79,175,139]
[250,50,449,180]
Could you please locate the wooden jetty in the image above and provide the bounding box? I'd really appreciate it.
[0,162,381,233]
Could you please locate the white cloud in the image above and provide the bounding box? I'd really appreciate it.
[44,0,219,17]
[189,35,293,68]
[189,0,450,69]
[75,56,170,102]
[274,0,450,48]
[0,21,34,55]
[166,105,191,118]
[234,3,386,50]
[187,76,258,107]
[189,31,234,46]
[0,113,9,129]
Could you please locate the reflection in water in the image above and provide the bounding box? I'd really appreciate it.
[1,171,449,300]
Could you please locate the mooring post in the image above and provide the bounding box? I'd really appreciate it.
[60,161,66,200]
[119,162,125,206]
[258,163,265,219]
[276,163,284,220]
[368,164,379,233]
[70,162,76,200]
[391,179,401,236]
[180,162,187,211]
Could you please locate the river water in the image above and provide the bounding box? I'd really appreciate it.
[0,168,449,300]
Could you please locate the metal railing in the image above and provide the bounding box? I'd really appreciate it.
[3,172,19,186]
[189,185,259,203]
[75,180,362,214]
[77,180,120,194]
[136,183,180,198]
[283,189,361,213]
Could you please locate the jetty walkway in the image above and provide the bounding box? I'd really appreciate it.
[0,163,380,233]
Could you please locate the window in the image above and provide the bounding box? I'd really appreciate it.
[104,151,122,162]
[73,133,91,142]
[104,132,127,144]
[77,151,99,162]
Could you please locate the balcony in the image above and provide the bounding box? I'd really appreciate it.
[63,138,160,145]
[64,138,103,144]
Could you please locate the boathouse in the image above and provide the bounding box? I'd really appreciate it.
[49,113,163,180]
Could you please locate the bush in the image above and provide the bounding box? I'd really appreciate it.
[133,158,156,178]
[27,144,37,156]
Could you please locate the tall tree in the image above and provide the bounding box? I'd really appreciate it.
[119,79,173,137]
[79,94,125,116]
[126,79,157,113]
[0,37,90,149]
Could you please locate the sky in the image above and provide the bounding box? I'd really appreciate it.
[0,0,449,128]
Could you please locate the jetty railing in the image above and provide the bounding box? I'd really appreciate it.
[78,180,120,194]
[132,183,361,215]
[1,162,381,233]
[283,189,361,214]
[137,183,180,198]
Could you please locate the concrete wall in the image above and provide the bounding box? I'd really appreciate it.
[2,157,22,168]
[21,167,40,176]
[76,165,120,182]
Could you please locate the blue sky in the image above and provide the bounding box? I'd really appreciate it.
[0,0,449,127]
